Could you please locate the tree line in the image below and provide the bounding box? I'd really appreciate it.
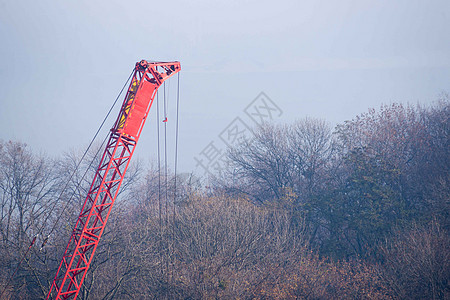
[0,95,448,299]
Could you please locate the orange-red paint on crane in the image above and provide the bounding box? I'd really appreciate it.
[46,60,181,300]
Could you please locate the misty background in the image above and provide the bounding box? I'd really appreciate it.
[0,0,449,173]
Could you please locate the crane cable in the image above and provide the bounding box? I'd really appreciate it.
[163,80,170,285]
[0,68,134,298]
[170,71,181,290]
[154,71,181,281]
[42,68,135,243]
[156,83,163,274]
[173,72,180,214]
[156,73,180,289]
[164,81,169,223]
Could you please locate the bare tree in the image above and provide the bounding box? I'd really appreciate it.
[225,118,334,203]
[224,119,335,247]
[226,123,293,202]
[287,117,336,198]
[0,140,59,298]
[381,220,450,299]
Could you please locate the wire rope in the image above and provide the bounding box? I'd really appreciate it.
[44,68,135,240]
[156,85,164,276]
[162,81,171,288]
[163,82,169,219]
[0,68,134,298]
[170,72,181,296]
[173,72,180,213]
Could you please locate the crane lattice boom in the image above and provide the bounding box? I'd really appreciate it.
[47,60,181,300]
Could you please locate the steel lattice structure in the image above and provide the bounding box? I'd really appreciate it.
[47,60,181,300]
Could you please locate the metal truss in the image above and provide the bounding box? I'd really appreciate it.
[47,60,181,300]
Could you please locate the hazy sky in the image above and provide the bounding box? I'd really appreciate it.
[0,0,449,174]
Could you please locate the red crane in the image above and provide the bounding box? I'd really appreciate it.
[47,60,181,300]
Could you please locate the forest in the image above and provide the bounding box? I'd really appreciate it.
[0,96,448,299]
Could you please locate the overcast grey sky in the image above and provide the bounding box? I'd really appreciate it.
[0,0,449,174]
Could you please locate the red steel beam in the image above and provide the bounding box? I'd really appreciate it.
[47,60,181,300]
